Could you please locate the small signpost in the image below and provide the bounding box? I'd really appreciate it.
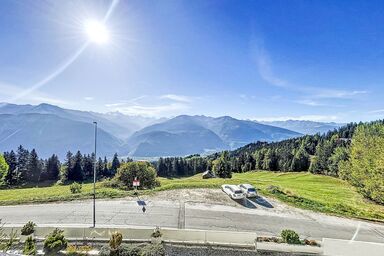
[133,177,140,196]
[133,177,140,187]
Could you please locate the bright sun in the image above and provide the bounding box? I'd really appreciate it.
[84,19,109,44]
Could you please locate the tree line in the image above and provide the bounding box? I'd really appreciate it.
[156,154,210,177]
[156,121,383,204]
[0,146,131,186]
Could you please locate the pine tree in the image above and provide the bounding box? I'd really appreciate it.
[103,157,109,177]
[27,149,42,183]
[291,146,310,172]
[111,153,120,174]
[96,157,104,177]
[17,145,30,183]
[3,150,18,185]
[68,151,84,181]
[44,154,60,181]
[213,151,232,178]
[82,154,94,179]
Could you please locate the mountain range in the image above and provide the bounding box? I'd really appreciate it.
[0,103,340,158]
[260,120,343,135]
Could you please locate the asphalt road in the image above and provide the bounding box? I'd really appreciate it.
[1,197,384,243]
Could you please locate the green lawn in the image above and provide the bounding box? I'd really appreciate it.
[158,171,384,222]
[0,171,383,222]
[0,183,132,205]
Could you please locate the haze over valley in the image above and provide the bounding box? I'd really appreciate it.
[0,103,317,158]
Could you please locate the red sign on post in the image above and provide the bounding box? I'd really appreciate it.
[133,178,140,187]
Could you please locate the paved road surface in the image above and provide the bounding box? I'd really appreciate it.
[1,198,384,243]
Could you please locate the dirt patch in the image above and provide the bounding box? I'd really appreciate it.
[150,189,237,205]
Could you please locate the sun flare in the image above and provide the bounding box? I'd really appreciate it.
[84,19,109,44]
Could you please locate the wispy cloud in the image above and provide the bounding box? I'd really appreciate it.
[0,82,72,106]
[254,115,339,122]
[160,94,192,103]
[295,99,325,107]
[84,96,94,101]
[368,109,384,114]
[312,90,368,99]
[251,39,288,88]
[250,37,369,105]
[105,94,194,116]
[108,102,188,116]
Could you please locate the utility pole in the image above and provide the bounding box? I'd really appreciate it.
[93,121,97,228]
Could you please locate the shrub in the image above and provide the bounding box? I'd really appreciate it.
[66,245,93,256]
[267,185,283,194]
[140,243,165,256]
[43,228,68,255]
[256,236,280,243]
[119,244,141,256]
[23,236,36,255]
[281,229,301,244]
[21,221,36,236]
[99,246,110,256]
[70,182,82,194]
[0,228,17,251]
[114,162,159,190]
[109,231,123,251]
[303,239,319,246]
[151,227,162,238]
[100,243,165,256]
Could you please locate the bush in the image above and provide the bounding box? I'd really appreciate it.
[114,162,159,190]
[151,227,162,238]
[140,243,165,256]
[43,228,68,255]
[66,245,93,256]
[119,244,141,256]
[109,231,123,252]
[267,185,283,194]
[70,182,82,194]
[1,228,17,251]
[281,229,301,244]
[23,236,36,255]
[99,245,110,256]
[21,221,36,236]
[303,239,319,246]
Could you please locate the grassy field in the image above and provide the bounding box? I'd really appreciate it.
[0,171,383,222]
[158,172,384,222]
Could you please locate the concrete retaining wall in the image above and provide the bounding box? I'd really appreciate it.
[4,226,384,255]
[323,238,384,256]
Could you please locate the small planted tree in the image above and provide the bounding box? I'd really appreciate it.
[21,221,36,236]
[43,228,68,255]
[109,231,123,254]
[151,227,162,238]
[69,182,82,194]
[281,229,301,244]
[23,236,36,255]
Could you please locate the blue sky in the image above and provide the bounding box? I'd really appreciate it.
[0,0,384,122]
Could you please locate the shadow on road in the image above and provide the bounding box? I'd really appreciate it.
[249,196,274,208]
[137,200,146,206]
[136,195,147,206]
[232,198,257,209]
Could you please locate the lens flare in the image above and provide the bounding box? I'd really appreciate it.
[84,19,109,44]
